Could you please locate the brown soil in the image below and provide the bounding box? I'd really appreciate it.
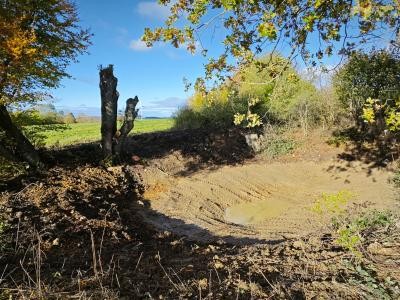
[140,160,396,244]
[135,129,397,244]
[0,128,399,299]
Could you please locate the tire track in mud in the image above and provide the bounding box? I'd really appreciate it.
[139,160,397,244]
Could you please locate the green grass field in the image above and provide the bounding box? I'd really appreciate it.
[26,119,174,147]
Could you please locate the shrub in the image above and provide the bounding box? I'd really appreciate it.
[326,131,350,147]
[63,112,77,124]
[316,87,346,128]
[311,189,395,259]
[1,105,68,149]
[392,167,400,189]
[11,104,65,126]
[174,84,247,129]
[0,156,26,181]
[232,55,322,128]
[333,50,400,128]
[362,97,400,134]
[311,190,354,215]
[174,54,323,130]
[173,107,205,129]
[263,137,296,158]
[335,210,394,257]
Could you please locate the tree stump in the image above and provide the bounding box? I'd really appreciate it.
[0,104,42,168]
[99,65,119,158]
[99,65,139,161]
[114,96,139,157]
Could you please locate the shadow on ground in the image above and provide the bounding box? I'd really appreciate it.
[330,127,399,169]
[0,128,255,192]
[0,165,288,298]
[2,159,398,299]
[0,127,399,298]
[49,128,254,173]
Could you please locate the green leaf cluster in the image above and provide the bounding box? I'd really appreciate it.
[334,50,400,128]
[174,55,322,129]
[362,97,400,133]
[0,0,91,107]
[144,0,399,82]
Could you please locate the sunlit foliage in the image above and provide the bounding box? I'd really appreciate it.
[363,97,400,133]
[0,0,91,106]
[333,50,400,128]
[143,0,399,82]
[175,55,321,129]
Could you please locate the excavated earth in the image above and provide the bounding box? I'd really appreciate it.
[138,159,396,244]
[0,128,399,299]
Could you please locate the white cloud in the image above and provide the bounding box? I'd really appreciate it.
[137,1,170,20]
[129,39,152,51]
[139,97,187,117]
[149,97,187,108]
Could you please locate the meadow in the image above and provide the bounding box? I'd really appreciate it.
[26,118,174,147]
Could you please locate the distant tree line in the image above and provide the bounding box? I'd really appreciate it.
[10,104,103,126]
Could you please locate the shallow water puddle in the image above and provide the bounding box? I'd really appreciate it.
[224,199,290,225]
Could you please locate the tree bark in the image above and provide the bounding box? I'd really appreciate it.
[0,104,42,168]
[99,65,119,158]
[114,96,139,156]
[0,142,17,162]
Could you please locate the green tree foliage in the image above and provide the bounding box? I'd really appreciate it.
[0,0,91,106]
[175,55,321,129]
[9,104,69,127]
[333,50,400,129]
[0,0,91,167]
[1,105,68,153]
[363,97,400,134]
[143,0,399,81]
[234,55,320,126]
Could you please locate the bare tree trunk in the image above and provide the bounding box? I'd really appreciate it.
[99,65,140,162]
[0,142,17,162]
[99,65,119,158]
[0,104,42,168]
[114,97,139,157]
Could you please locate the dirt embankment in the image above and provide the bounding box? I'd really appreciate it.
[0,128,399,299]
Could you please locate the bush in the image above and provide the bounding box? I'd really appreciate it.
[392,168,400,189]
[311,190,354,215]
[11,104,66,126]
[174,83,247,129]
[262,135,297,158]
[63,112,77,124]
[335,210,394,257]
[0,156,26,181]
[333,50,400,128]
[362,97,400,135]
[173,108,205,129]
[174,55,323,130]
[236,56,320,125]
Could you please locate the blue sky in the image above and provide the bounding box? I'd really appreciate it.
[53,0,324,117]
[53,0,213,117]
[52,1,393,117]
